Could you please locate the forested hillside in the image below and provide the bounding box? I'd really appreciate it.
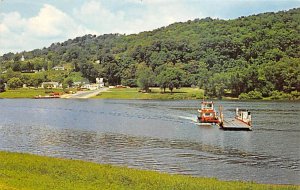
[0,8,299,99]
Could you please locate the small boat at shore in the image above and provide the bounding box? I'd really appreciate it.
[34,92,61,99]
[197,101,221,126]
[34,94,60,99]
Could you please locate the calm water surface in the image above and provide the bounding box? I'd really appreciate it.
[0,99,299,184]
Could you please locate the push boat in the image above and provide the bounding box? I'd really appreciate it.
[197,101,221,126]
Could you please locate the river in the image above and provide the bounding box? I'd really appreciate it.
[0,99,299,184]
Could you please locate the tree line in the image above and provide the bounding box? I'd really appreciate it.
[0,8,299,99]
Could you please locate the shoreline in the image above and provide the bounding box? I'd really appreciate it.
[0,87,299,101]
[0,151,298,189]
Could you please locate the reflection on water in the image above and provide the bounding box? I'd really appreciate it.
[0,99,299,184]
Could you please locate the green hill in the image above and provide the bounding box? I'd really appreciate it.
[0,8,299,99]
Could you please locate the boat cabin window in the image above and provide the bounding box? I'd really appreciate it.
[202,103,213,109]
[204,113,213,117]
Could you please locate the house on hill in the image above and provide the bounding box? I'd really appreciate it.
[52,66,65,71]
[96,78,104,87]
[41,82,61,89]
[81,84,100,90]
[80,78,104,90]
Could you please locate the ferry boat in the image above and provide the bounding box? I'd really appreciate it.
[197,101,220,126]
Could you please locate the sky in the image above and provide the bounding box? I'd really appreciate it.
[0,0,299,55]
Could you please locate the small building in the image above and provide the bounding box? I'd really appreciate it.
[20,55,25,62]
[41,82,61,89]
[52,66,65,71]
[21,70,38,73]
[81,83,100,90]
[73,80,89,88]
[73,82,82,87]
[96,78,104,87]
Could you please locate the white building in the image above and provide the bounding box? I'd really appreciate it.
[96,78,104,87]
[73,82,82,87]
[76,78,104,90]
[52,66,65,71]
[81,84,100,90]
[41,82,61,88]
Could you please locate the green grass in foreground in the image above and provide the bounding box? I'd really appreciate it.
[94,87,204,99]
[0,152,298,190]
[0,88,63,98]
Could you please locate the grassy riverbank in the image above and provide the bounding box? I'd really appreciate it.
[94,87,204,99]
[0,87,203,99]
[0,151,298,190]
[1,87,298,100]
[0,88,63,99]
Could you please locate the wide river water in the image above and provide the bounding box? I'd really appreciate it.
[0,99,299,184]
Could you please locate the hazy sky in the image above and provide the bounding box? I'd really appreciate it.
[0,0,299,55]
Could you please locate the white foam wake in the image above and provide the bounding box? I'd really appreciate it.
[178,115,198,123]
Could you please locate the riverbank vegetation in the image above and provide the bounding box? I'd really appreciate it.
[0,151,298,190]
[95,87,204,99]
[0,8,299,100]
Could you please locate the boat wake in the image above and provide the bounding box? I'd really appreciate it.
[255,128,300,133]
[177,115,219,127]
[178,115,198,123]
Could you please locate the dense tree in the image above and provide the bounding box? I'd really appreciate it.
[136,64,155,92]
[11,61,21,71]
[63,77,73,88]
[262,57,300,93]
[30,74,45,87]
[0,78,5,92]
[7,77,23,89]
[204,73,228,98]
[156,66,184,93]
